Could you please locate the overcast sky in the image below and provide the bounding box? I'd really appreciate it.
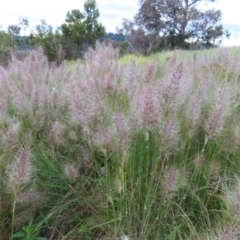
[0,0,239,46]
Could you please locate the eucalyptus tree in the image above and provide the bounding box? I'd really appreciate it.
[118,0,230,52]
[135,0,230,48]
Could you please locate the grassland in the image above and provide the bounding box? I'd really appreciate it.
[1,43,240,239]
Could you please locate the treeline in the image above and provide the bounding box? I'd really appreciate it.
[0,0,128,66]
[0,0,107,66]
[0,0,230,66]
[117,0,230,55]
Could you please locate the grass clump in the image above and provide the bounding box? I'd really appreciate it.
[1,43,240,239]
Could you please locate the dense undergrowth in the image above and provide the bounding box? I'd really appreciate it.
[1,43,240,239]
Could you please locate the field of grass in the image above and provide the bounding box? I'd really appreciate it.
[1,43,240,239]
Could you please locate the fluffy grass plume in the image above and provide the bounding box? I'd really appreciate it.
[1,43,240,239]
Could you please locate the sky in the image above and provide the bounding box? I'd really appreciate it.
[0,0,239,46]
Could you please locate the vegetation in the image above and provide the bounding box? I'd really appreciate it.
[118,0,230,53]
[0,0,106,66]
[0,42,240,239]
[0,30,12,66]
[0,1,237,237]
[0,0,231,66]
[60,0,105,59]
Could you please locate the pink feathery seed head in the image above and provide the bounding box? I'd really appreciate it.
[15,60,22,82]
[233,125,240,151]
[228,186,240,215]
[52,87,59,108]
[97,52,108,72]
[16,188,40,203]
[75,81,90,95]
[3,122,21,149]
[217,225,237,240]
[144,61,156,83]
[65,163,78,181]
[31,87,40,107]
[189,98,200,131]
[69,130,78,142]
[102,73,114,92]
[24,74,33,92]
[85,63,94,77]
[94,124,112,155]
[71,95,88,125]
[135,87,159,130]
[217,83,228,110]
[143,88,159,129]
[236,188,240,209]
[208,162,220,179]
[222,179,240,218]
[156,80,167,109]
[35,84,46,102]
[162,167,179,198]
[205,107,223,138]
[52,121,65,136]
[113,62,120,78]
[193,155,204,170]
[30,50,36,63]
[10,148,32,186]
[113,113,125,134]
[160,116,179,152]
[63,68,71,83]
[34,109,44,128]
[50,121,66,146]
[205,84,228,139]
[194,81,207,106]
[12,88,28,114]
[123,59,137,93]
[0,66,6,80]
[0,67,8,90]
[113,112,129,147]
[89,94,105,118]
[179,168,188,187]
[188,82,207,130]
[166,63,183,100]
[0,100,6,112]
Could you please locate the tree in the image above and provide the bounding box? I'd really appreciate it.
[130,0,229,50]
[0,30,12,66]
[7,17,29,49]
[0,18,30,66]
[29,19,64,64]
[117,18,156,54]
[61,0,105,59]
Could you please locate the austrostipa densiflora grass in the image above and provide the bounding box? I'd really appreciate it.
[1,43,240,239]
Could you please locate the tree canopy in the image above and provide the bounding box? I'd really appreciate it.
[0,0,232,65]
[119,0,230,53]
[61,0,105,58]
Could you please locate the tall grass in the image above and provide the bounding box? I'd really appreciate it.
[1,43,240,239]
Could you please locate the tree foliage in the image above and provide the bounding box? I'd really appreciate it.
[117,18,156,54]
[119,0,230,53]
[0,30,12,66]
[61,0,105,59]
[0,18,30,66]
[29,20,64,63]
[24,0,105,62]
[7,17,29,48]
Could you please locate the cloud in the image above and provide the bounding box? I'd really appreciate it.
[221,24,240,46]
[0,0,139,33]
[98,0,139,32]
[0,0,239,45]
